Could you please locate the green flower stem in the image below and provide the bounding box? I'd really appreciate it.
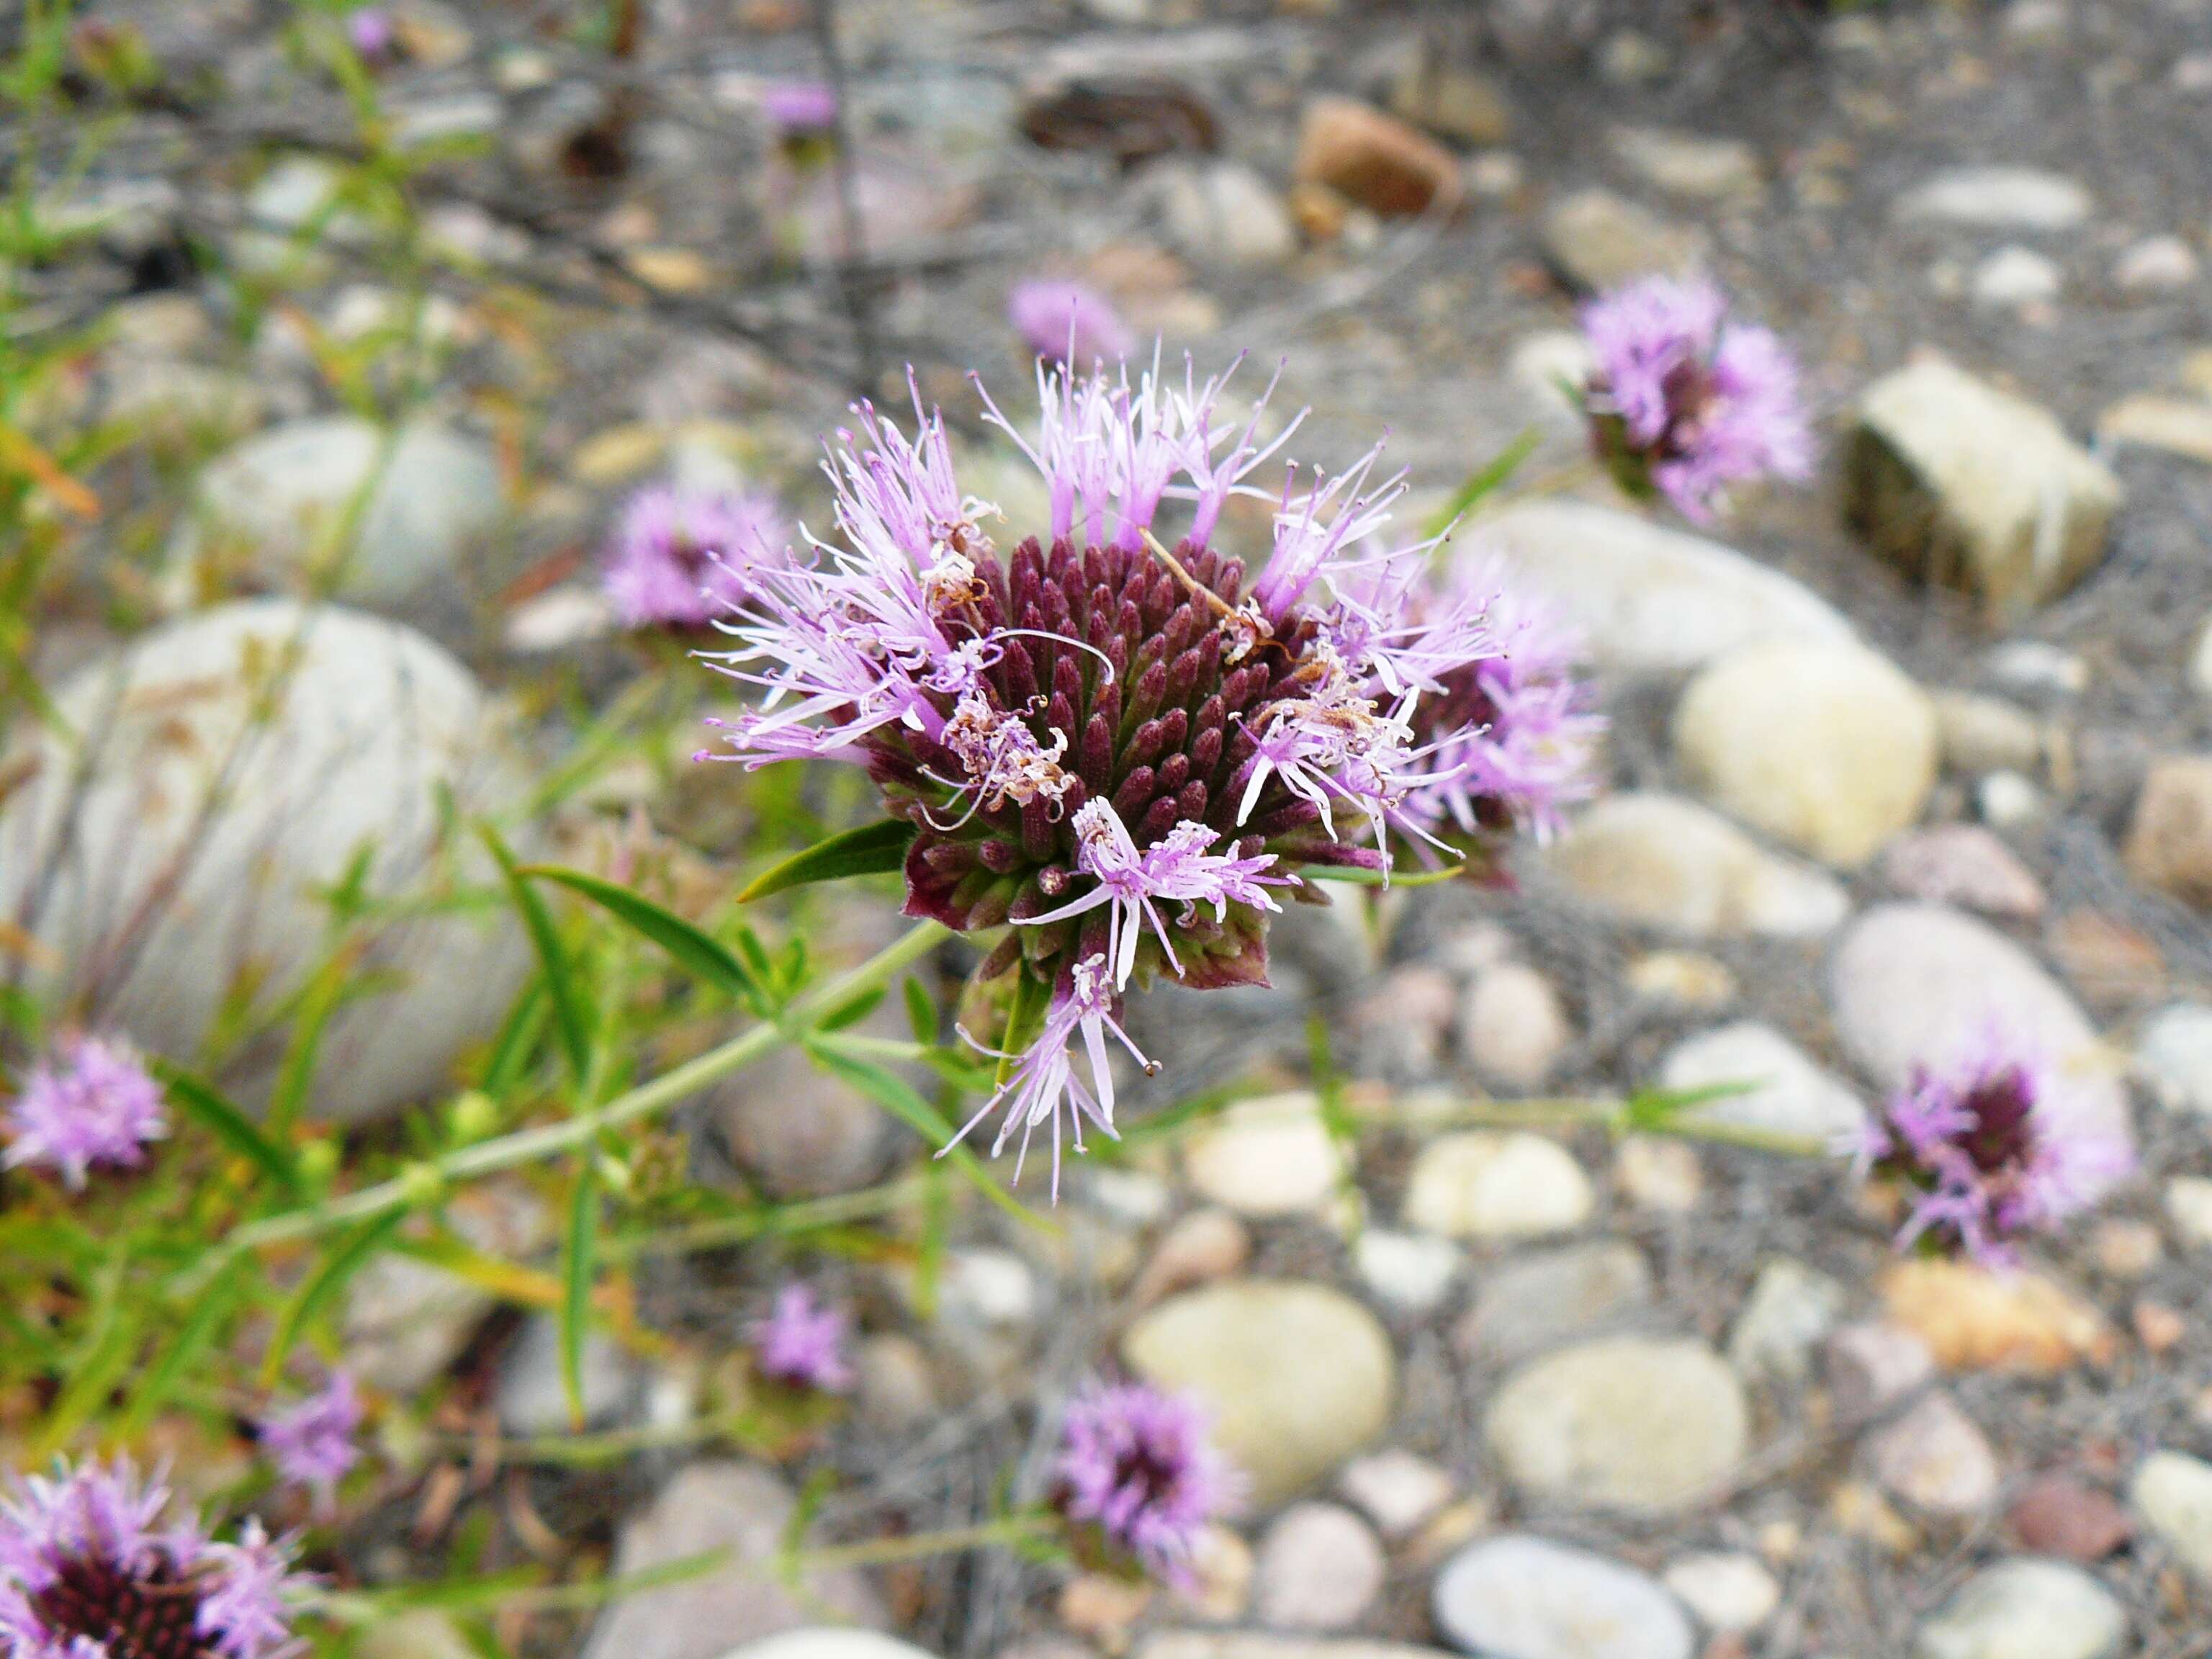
[219,920,951,1259]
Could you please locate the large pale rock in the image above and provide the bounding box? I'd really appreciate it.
[1894,166,2092,230]
[2136,1003,2212,1117]
[582,1466,886,1659]
[1461,1241,1652,1363]
[1673,640,1937,867]
[2123,754,2212,907]
[1184,1092,1351,1218]
[1659,1022,1867,1143]
[1432,1536,1693,1659]
[166,416,503,606]
[1485,1337,1749,1514]
[1913,1559,2124,1659]
[1608,126,1761,199]
[2132,1449,2212,1579]
[1403,1132,1593,1239]
[1143,1638,1448,1659]
[718,1636,936,1659]
[1539,189,1706,292]
[1472,502,1853,675]
[1845,359,2123,624]
[0,601,529,1123]
[1827,904,2131,1151]
[1545,794,1851,939]
[1124,1281,1395,1503]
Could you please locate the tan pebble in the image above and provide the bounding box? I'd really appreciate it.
[2136,1300,2187,1354]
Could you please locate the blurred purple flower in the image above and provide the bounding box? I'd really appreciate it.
[761,80,839,138]
[1007,279,1135,367]
[603,483,791,629]
[0,1458,300,1659]
[750,1283,853,1393]
[1055,1379,1236,1584]
[3,1034,167,1190]
[1856,1027,2134,1267]
[260,1371,364,1516]
[347,7,394,59]
[1580,274,1812,521]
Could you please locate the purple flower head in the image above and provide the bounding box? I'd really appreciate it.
[750,1283,854,1394]
[1579,275,1813,522]
[700,356,1551,1188]
[1054,1379,1237,1586]
[4,1034,167,1190]
[761,80,840,138]
[1856,1027,2134,1268]
[1007,280,1136,369]
[346,7,394,59]
[603,483,791,629]
[0,1459,301,1659]
[259,1371,363,1516]
[1390,552,1604,850]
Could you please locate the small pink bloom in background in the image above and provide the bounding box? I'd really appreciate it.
[750,1283,853,1393]
[1054,1378,1237,1585]
[1855,1027,2134,1268]
[260,1370,364,1516]
[761,80,840,138]
[1579,274,1812,522]
[347,6,394,58]
[0,1458,301,1659]
[3,1034,167,1190]
[1007,279,1134,367]
[602,483,791,629]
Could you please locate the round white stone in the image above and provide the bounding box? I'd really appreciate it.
[1403,1132,1593,1239]
[0,600,529,1123]
[1434,1535,1693,1659]
[1486,1337,1749,1514]
[1673,639,1937,869]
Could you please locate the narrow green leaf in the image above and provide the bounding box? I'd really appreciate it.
[902,977,936,1045]
[1624,1078,1755,1130]
[480,825,590,1084]
[521,865,763,1009]
[482,981,548,1097]
[1424,426,1544,537]
[560,1162,599,1430]
[269,943,359,1136]
[801,1037,1043,1230]
[263,1209,410,1385]
[153,1061,301,1194]
[120,1255,249,1434]
[814,986,884,1033]
[737,821,916,904]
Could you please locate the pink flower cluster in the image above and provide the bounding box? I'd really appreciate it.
[1055,1379,1236,1584]
[698,354,1593,1187]
[750,1283,853,1393]
[1856,1030,2134,1268]
[603,484,791,630]
[0,1460,299,1659]
[259,1372,364,1516]
[3,1035,167,1190]
[1580,275,1812,521]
